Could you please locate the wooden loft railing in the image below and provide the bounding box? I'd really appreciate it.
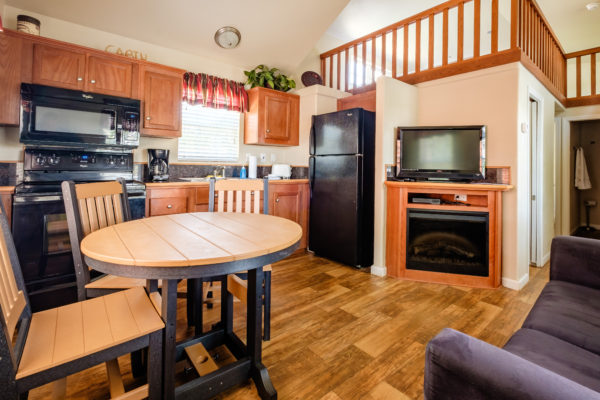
[319,0,599,107]
[565,47,600,107]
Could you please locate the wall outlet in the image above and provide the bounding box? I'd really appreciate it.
[455,194,467,202]
[259,153,266,163]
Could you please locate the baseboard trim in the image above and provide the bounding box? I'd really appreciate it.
[370,265,387,277]
[540,251,550,266]
[502,273,529,290]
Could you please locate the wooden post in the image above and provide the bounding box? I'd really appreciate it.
[442,9,449,65]
[372,37,376,83]
[403,25,409,75]
[428,14,435,69]
[510,0,519,49]
[576,56,581,98]
[382,33,387,77]
[592,53,597,96]
[491,0,499,53]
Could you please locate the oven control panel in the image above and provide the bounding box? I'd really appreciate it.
[25,149,133,171]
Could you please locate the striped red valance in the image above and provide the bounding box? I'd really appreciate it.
[182,72,248,112]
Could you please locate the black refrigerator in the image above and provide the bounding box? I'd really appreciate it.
[309,108,375,268]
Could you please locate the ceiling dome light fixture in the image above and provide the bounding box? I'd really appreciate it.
[214,26,241,49]
[586,2,600,10]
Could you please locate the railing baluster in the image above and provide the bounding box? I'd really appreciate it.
[362,41,367,87]
[458,2,464,62]
[392,29,397,78]
[382,33,387,77]
[403,25,409,75]
[329,55,334,88]
[592,53,597,96]
[474,0,481,57]
[511,0,519,49]
[491,0,498,53]
[372,37,377,83]
[321,58,326,87]
[576,56,581,98]
[337,52,341,90]
[428,14,435,69]
[345,48,349,91]
[443,9,449,66]
[353,45,358,89]
[416,19,421,72]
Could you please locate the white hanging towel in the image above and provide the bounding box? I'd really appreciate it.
[575,147,592,190]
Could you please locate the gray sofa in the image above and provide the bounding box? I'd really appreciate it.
[424,235,600,399]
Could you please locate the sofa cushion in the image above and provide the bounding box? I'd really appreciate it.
[504,328,600,392]
[522,280,600,356]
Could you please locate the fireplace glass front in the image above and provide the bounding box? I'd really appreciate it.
[406,209,489,277]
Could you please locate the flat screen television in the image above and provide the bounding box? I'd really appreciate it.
[395,125,486,182]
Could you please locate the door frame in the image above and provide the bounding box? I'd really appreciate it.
[527,90,543,267]
[560,112,600,235]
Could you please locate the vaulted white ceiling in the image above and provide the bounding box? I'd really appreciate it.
[5,0,349,72]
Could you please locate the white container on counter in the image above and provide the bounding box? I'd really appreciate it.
[248,155,257,179]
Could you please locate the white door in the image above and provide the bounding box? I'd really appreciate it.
[530,98,539,265]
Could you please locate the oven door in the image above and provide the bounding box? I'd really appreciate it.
[12,194,77,311]
[21,95,119,146]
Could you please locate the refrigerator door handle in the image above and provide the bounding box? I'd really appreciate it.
[310,116,316,155]
[309,156,315,198]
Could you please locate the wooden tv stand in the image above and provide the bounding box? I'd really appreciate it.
[385,181,512,288]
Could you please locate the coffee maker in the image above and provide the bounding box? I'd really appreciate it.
[148,149,169,181]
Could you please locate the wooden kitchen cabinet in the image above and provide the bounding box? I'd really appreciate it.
[32,43,135,97]
[32,43,86,90]
[244,87,299,146]
[140,66,182,137]
[146,187,194,217]
[0,34,24,125]
[269,182,309,249]
[86,54,134,97]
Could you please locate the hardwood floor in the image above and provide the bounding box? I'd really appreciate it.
[28,252,549,400]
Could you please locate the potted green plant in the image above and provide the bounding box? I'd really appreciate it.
[244,65,296,92]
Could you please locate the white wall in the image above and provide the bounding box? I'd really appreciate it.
[1,5,313,166]
[372,76,418,275]
[416,63,524,287]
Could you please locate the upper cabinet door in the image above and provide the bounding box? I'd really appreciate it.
[244,87,299,146]
[86,55,133,97]
[142,69,181,136]
[264,93,292,141]
[32,44,86,90]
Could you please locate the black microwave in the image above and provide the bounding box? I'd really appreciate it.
[20,83,140,148]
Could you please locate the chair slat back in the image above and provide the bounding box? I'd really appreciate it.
[0,202,30,360]
[0,223,26,341]
[62,179,132,301]
[74,181,128,236]
[209,178,268,214]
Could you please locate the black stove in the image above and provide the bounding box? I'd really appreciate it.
[13,147,145,311]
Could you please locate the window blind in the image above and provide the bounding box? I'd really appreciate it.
[178,103,240,162]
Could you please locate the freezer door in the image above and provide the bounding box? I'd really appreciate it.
[309,154,364,267]
[311,109,362,156]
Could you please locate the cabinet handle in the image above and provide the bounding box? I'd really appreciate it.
[77,77,83,81]
[167,204,172,209]
[90,79,96,84]
[276,198,280,203]
[146,116,151,120]
[266,129,271,133]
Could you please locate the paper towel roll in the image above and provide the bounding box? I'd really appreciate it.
[248,155,257,179]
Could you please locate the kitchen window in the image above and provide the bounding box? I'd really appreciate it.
[178,103,240,162]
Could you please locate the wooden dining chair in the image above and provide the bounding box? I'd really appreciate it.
[62,179,147,301]
[0,201,164,400]
[207,177,274,340]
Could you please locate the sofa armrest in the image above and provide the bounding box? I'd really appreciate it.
[424,328,600,400]
[550,236,600,290]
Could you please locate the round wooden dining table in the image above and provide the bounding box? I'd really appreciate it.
[81,212,302,400]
